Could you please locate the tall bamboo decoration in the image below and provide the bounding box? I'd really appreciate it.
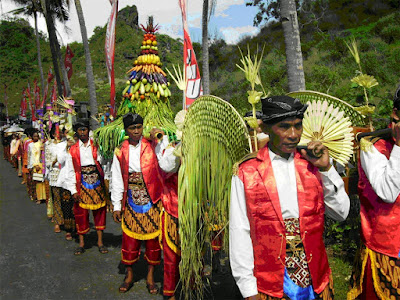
[237,45,268,152]
[345,37,378,131]
[94,17,177,159]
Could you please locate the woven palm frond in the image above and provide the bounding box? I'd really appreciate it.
[179,95,250,299]
[299,100,354,165]
[287,90,365,127]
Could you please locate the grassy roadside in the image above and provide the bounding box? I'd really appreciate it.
[327,246,353,299]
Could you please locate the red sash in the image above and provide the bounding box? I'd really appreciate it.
[69,140,104,195]
[116,139,164,211]
[238,146,330,297]
[358,138,400,258]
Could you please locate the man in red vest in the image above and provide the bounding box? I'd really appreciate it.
[65,119,108,256]
[230,95,350,300]
[348,88,400,299]
[111,113,164,295]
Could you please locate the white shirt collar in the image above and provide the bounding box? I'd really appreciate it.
[268,148,294,162]
[79,139,91,148]
[128,136,143,149]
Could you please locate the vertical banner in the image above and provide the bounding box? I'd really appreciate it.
[178,0,203,109]
[42,67,54,108]
[50,81,57,106]
[105,0,119,118]
[64,45,74,80]
[19,89,27,120]
[27,83,37,122]
[34,79,41,111]
[4,84,9,123]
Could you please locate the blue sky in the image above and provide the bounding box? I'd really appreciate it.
[0,0,261,45]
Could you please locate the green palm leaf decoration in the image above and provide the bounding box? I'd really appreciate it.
[287,90,366,127]
[178,95,250,298]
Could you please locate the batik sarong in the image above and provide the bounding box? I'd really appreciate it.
[121,172,162,265]
[121,172,162,240]
[51,186,64,226]
[348,244,400,300]
[261,218,334,300]
[61,188,75,232]
[79,165,107,210]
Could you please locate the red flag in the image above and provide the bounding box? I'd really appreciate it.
[27,83,37,121]
[51,80,57,106]
[64,45,74,80]
[179,0,203,109]
[34,79,41,110]
[19,89,27,120]
[4,84,9,122]
[105,0,119,118]
[42,67,54,107]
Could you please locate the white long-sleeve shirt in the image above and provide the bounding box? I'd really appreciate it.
[229,149,350,298]
[64,140,102,195]
[45,140,60,186]
[55,141,69,189]
[360,144,400,203]
[111,136,172,211]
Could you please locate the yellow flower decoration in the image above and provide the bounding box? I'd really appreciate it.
[247,90,263,105]
[354,105,375,115]
[351,74,379,89]
[244,117,259,129]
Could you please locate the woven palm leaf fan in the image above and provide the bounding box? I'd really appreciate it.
[178,95,250,299]
[299,100,354,165]
[288,90,366,127]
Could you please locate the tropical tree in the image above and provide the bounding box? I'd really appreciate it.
[246,0,305,92]
[201,0,217,95]
[40,0,71,97]
[74,0,98,128]
[280,0,305,91]
[9,0,45,96]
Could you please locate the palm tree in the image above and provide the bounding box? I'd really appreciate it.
[74,0,98,128]
[9,0,45,96]
[40,0,71,97]
[201,0,217,95]
[280,0,305,92]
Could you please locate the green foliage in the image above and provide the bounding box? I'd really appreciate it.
[1,4,399,132]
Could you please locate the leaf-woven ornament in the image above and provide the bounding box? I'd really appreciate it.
[178,95,250,299]
[299,100,354,165]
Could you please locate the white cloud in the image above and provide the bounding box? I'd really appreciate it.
[220,25,259,44]
[0,0,253,44]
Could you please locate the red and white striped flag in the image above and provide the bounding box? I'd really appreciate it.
[19,89,27,120]
[42,67,54,107]
[50,81,57,106]
[178,0,203,109]
[26,83,37,121]
[64,45,74,80]
[105,0,119,118]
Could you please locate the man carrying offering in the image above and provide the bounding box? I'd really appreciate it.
[111,113,164,295]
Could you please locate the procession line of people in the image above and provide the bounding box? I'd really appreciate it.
[2,90,399,300]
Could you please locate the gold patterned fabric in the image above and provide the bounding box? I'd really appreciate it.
[79,165,107,210]
[284,218,311,288]
[348,245,400,300]
[128,172,151,205]
[165,212,180,255]
[121,172,162,240]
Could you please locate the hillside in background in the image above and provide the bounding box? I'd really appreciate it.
[1,3,399,127]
